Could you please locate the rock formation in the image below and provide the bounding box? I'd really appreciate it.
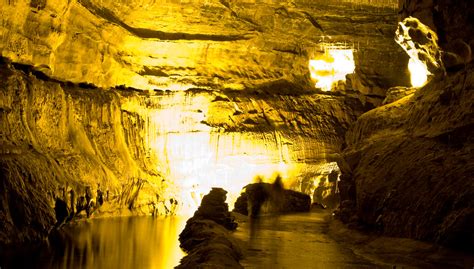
[0,0,408,94]
[177,188,242,268]
[233,182,311,216]
[0,55,366,244]
[399,0,474,68]
[338,65,474,250]
[0,0,472,257]
[336,0,474,252]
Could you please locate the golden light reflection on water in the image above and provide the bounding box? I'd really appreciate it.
[52,217,187,269]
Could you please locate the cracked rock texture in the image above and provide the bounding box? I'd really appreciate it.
[0,58,366,244]
[337,0,474,251]
[1,0,408,94]
[339,65,474,250]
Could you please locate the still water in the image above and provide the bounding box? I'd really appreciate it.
[1,216,187,269]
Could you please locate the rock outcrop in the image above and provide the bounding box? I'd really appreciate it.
[336,0,474,251]
[338,64,474,250]
[399,0,474,68]
[177,188,242,269]
[233,182,311,216]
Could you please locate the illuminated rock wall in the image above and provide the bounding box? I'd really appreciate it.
[339,61,474,250]
[336,0,474,250]
[0,60,365,243]
[399,0,474,68]
[0,0,407,95]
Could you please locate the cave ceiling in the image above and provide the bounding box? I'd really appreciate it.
[0,0,408,94]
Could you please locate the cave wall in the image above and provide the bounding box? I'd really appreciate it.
[338,0,474,250]
[0,0,408,94]
[399,0,474,52]
[0,59,366,244]
[0,60,161,244]
[339,68,473,249]
[0,0,411,245]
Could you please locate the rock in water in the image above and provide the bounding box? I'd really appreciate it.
[233,183,311,216]
[177,188,242,269]
[189,187,237,231]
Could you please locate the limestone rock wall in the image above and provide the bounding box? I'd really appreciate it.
[0,59,162,244]
[338,65,474,250]
[399,0,474,66]
[0,58,366,244]
[0,0,408,94]
[336,0,474,251]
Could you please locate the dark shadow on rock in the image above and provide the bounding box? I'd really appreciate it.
[233,181,311,217]
[177,188,242,269]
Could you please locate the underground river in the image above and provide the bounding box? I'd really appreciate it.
[1,211,472,268]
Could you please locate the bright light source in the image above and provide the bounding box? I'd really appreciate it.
[408,58,430,88]
[395,17,442,88]
[122,92,299,215]
[309,49,355,91]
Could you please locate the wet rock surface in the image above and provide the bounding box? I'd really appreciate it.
[177,188,242,269]
[0,57,366,245]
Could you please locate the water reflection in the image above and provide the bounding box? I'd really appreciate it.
[2,216,187,269]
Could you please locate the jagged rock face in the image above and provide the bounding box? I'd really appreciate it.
[178,188,242,269]
[399,0,474,65]
[335,0,474,251]
[0,0,408,94]
[338,66,474,250]
[0,58,366,244]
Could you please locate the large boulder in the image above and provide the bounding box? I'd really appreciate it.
[233,183,311,216]
[177,188,242,269]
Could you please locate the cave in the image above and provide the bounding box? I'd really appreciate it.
[0,0,473,268]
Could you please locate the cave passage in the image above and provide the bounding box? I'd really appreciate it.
[233,211,472,268]
[1,0,473,267]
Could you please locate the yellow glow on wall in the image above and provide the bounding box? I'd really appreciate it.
[408,58,429,88]
[309,49,355,91]
[122,92,303,215]
[395,17,442,88]
[151,131,298,215]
